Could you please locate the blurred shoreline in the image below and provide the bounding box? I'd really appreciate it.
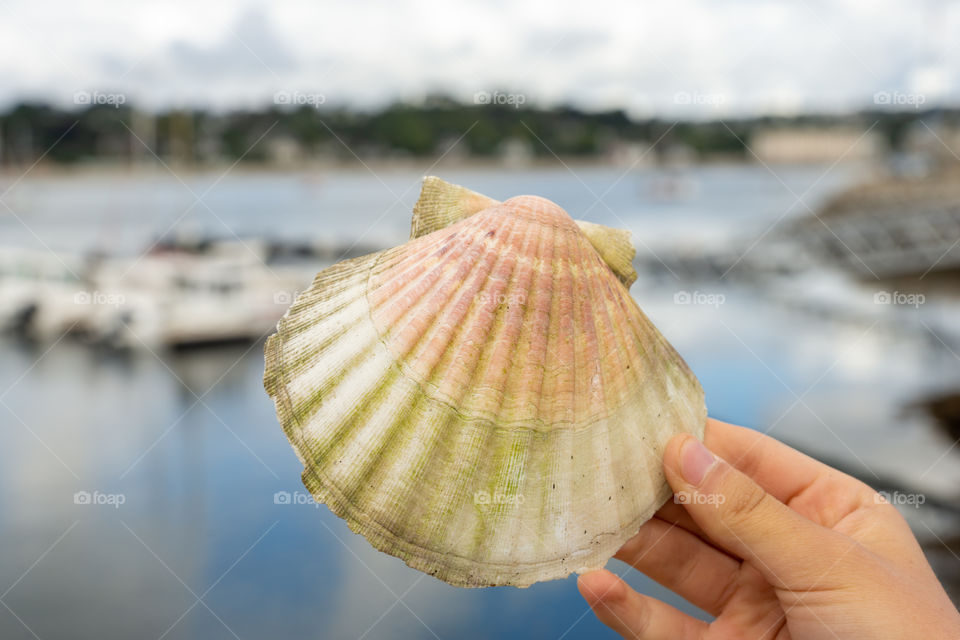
[3,99,957,172]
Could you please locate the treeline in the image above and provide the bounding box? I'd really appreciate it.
[0,96,950,166]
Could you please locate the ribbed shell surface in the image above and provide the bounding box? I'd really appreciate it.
[264,195,706,587]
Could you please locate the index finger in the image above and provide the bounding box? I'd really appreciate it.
[703,418,877,521]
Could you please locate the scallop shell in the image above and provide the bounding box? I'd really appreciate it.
[264,177,706,588]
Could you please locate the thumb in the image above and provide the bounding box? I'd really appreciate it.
[663,434,849,588]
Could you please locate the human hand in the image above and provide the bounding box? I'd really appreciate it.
[577,418,960,639]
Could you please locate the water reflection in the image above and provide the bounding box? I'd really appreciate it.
[2,165,958,638]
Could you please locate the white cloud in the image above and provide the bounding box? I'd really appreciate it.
[0,0,958,115]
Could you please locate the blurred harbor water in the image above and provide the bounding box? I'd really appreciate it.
[0,163,864,254]
[2,163,959,639]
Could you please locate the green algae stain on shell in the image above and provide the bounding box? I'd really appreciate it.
[263,177,707,588]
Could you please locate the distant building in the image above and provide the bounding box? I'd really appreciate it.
[903,120,960,165]
[129,110,157,166]
[751,126,885,164]
[435,135,471,163]
[604,140,656,168]
[498,138,534,166]
[267,136,305,165]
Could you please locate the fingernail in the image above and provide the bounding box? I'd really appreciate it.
[680,438,716,486]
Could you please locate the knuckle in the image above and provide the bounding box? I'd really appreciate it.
[720,476,769,526]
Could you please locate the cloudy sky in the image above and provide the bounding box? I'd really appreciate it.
[1,0,958,117]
